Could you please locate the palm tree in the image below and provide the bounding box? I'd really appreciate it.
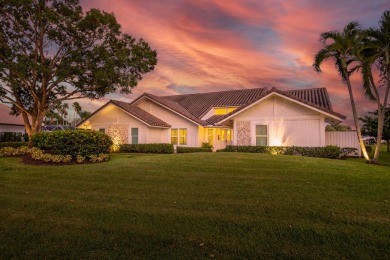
[313,22,371,161]
[359,11,390,163]
[72,102,82,125]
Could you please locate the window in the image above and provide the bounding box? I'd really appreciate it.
[227,130,232,141]
[256,125,268,146]
[171,128,187,145]
[214,107,237,115]
[217,129,225,141]
[131,128,138,144]
[98,128,105,133]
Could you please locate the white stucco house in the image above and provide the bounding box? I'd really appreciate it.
[0,103,26,134]
[78,87,346,150]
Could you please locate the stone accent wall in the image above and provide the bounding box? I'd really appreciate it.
[236,121,251,146]
[107,124,129,147]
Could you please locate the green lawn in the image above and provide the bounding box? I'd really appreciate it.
[1,152,389,259]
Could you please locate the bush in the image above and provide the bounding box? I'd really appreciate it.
[0,132,23,142]
[32,130,112,157]
[223,145,341,159]
[0,142,26,148]
[0,146,37,157]
[201,142,213,149]
[340,147,359,158]
[365,145,372,153]
[119,143,174,154]
[176,146,212,153]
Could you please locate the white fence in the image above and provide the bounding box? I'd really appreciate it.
[325,131,361,156]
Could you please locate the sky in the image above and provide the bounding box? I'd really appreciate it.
[79,0,390,126]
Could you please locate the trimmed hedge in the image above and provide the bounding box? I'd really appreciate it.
[177,146,212,153]
[0,142,26,148]
[119,143,174,154]
[32,130,112,157]
[221,145,342,159]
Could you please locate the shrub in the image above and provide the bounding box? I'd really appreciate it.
[0,132,23,142]
[32,130,112,157]
[201,142,213,149]
[0,142,26,148]
[223,145,341,159]
[340,147,359,158]
[119,143,174,154]
[176,146,212,153]
[89,153,109,163]
[365,145,372,153]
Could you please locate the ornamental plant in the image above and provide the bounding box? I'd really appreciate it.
[32,130,112,157]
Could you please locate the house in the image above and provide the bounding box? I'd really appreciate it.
[0,103,26,134]
[78,87,346,150]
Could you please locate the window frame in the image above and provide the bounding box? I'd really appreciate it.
[131,128,138,144]
[171,128,187,145]
[255,124,268,146]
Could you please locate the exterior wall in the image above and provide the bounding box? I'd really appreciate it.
[0,124,25,133]
[325,131,361,155]
[233,96,325,147]
[137,99,199,146]
[81,104,168,144]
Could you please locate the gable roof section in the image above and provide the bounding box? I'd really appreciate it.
[285,88,333,111]
[77,100,171,128]
[218,88,346,124]
[134,93,206,125]
[111,100,171,127]
[0,103,24,126]
[162,88,268,118]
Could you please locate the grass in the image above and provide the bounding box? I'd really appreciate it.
[1,152,390,259]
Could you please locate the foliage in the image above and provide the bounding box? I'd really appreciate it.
[119,143,174,154]
[340,147,359,158]
[0,132,24,142]
[222,145,342,159]
[201,142,214,149]
[313,21,371,161]
[325,124,352,131]
[360,109,390,151]
[358,11,390,161]
[89,153,109,163]
[0,142,26,148]
[32,130,112,157]
[176,146,212,153]
[0,145,109,163]
[0,0,157,138]
[365,145,373,153]
[0,146,32,157]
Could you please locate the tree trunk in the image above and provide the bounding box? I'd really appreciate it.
[373,108,385,163]
[344,70,371,161]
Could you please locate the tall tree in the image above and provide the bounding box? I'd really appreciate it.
[72,101,82,125]
[359,11,390,162]
[313,22,371,161]
[360,109,390,152]
[0,0,157,139]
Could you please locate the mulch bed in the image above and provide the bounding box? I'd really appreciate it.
[20,154,99,166]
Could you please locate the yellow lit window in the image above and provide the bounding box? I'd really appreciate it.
[171,128,187,145]
[214,107,237,115]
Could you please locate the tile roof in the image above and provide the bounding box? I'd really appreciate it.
[81,87,345,128]
[0,103,25,126]
[110,100,171,127]
[285,88,333,111]
[162,88,269,118]
[142,93,206,125]
[218,88,346,123]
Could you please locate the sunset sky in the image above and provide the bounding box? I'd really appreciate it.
[79,0,390,126]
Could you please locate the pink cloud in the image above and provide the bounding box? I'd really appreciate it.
[78,0,389,127]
